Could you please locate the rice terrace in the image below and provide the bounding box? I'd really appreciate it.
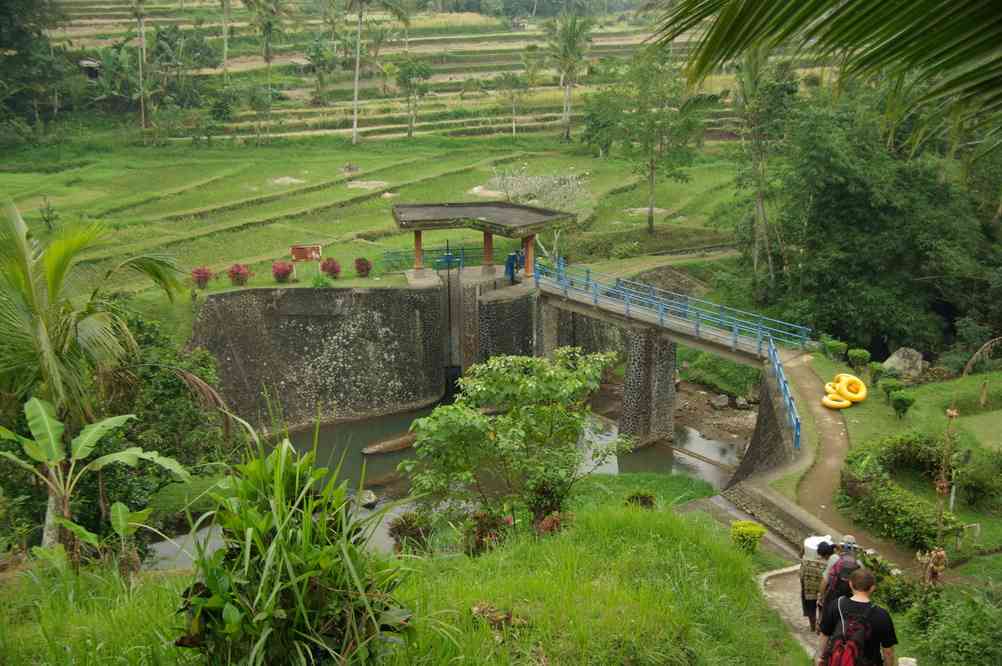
[1,1,1002,665]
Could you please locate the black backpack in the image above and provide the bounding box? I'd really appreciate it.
[824,598,875,666]
[828,554,860,604]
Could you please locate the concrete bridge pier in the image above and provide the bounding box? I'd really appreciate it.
[620,328,676,441]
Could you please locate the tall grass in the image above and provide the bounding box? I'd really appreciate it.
[0,566,198,665]
[389,502,808,665]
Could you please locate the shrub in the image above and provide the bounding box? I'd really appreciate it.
[191,266,213,289]
[226,263,251,286]
[730,520,766,554]
[954,447,1002,507]
[386,511,432,552]
[463,510,509,556]
[311,273,331,288]
[824,338,848,361]
[271,261,294,283]
[535,511,569,536]
[177,440,409,662]
[868,361,885,386]
[891,391,916,419]
[912,593,1002,666]
[847,348,871,371]
[625,491,656,509]
[881,378,905,403]
[354,257,372,277]
[841,432,958,550]
[320,257,341,279]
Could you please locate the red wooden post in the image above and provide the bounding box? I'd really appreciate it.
[523,234,535,277]
[483,230,494,270]
[414,230,423,270]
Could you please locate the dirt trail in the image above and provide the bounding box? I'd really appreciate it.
[784,354,918,568]
[760,568,818,657]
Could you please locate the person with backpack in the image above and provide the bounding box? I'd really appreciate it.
[818,535,859,624]
[801,540,833,632]
[817,568,898,666]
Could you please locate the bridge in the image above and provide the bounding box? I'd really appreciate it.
[533,258,808,453]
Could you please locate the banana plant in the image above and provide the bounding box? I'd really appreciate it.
[0,397,189,565]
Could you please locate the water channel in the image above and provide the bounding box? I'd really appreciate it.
[287,408,744,497]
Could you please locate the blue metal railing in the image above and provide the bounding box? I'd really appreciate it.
[381,243,520,272]
[534,257,806,449]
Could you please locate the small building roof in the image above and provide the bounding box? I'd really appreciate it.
[391,202,574,238]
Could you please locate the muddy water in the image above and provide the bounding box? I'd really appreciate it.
[288,409,743,497]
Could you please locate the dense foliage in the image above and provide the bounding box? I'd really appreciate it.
[839,431,959,549]
[178,438,410,663]
[403,348,628,523]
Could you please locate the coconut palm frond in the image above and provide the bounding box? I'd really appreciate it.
[963,337,1002,376]
[646,0,1002,117]
[105,254,182,301]
[44,224,106,305]
[173,368,233,439]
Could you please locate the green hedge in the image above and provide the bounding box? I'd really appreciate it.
[839,432,958,550]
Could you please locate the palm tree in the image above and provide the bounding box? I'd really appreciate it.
[544,13,593,141]
[241,0,290,122]
[131,0,147,129]
[219,0,231,81]
[346,0,408,145]
[0,204,181,546]
[646,0,1002,130]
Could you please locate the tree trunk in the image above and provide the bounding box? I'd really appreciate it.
[408,96,415,138]
[41,478,60,548]
[512,97,516,137]
[138,15,146,132]
[531,0,538,17]
[647,157,656,235]
[351,9,364,145]
[222,0,229,82]
[562,80,571,141]
[754,188,775,285]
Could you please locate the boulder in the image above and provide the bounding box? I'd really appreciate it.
[357,490,378,509]
[735,397,750,410]
[883,347,924,379]
[898,658,918,666]
[710,394,730,410]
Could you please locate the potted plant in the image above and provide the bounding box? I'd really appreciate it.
[354,257,372,278]
[191,266,213,289]
[272,261,294,283]
[320,258,341,279]
[227,263,252,286]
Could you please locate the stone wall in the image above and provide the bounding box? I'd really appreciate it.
[477,283,537,361]
[727,370,796,486]
[191,286,446,429]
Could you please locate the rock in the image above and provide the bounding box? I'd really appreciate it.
[357,490,378,509]
[898,658,918,666]
[883,347,924,379]
[710,394,730,410]
[735,397,750,410]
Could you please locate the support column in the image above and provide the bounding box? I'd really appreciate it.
[523,234,535,277]
[649,336,677,441]
[413,230,423,271]
[540,301,559,358]
[482,230,494,274]
[619,328,653,438]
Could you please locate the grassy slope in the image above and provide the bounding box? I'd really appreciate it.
[0,474,805,665]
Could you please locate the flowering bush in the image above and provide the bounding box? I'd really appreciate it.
[226,263,251,286]
[354,257,372,278]
[191,266,213,289]
[320,257,341,279]
[272,261,294,283]
[730,520,766,554]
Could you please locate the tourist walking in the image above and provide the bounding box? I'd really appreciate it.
[818,535,859,623]
[817,567,898,666]
[801,541,833,632]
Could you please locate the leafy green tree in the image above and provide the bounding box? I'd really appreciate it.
[396,57,431,138]
[0,204,180,546]
[378,61,398,95]
[402,349,630,523]
[0,1,65,137]
[131,1,149,129]
[347,0,408,145]
[580,86,620,157]
[494,72,526,136]
[613,51,715,234]
[521,43,545,94]
[0,397,189,567]
[649,0,1002,129]
[544,13,593,141]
